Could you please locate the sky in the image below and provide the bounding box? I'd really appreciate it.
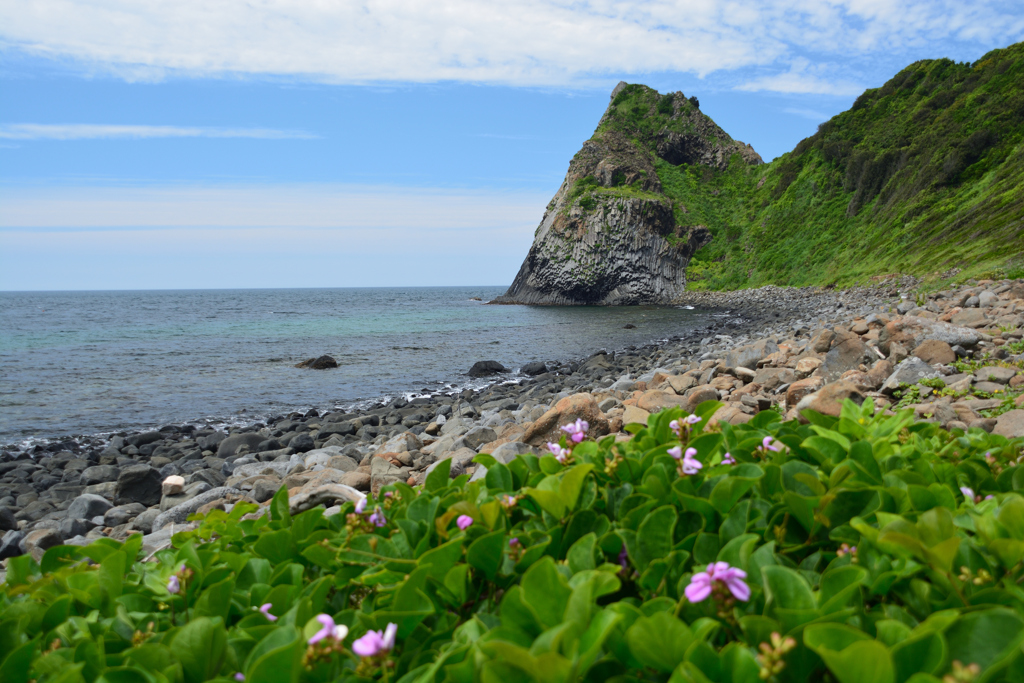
[1,1,1023,291]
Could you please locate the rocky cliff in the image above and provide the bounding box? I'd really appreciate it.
[492,82,762,305]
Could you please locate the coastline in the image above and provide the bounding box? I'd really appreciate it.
[3,277,1023,565]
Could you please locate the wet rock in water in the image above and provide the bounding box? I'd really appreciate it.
[114,465,163,507]
[623,324,636,329]
[520,361,548,376]
[295,355,339,370]
[469,360,508,377]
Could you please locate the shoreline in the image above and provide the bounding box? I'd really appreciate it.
[3,277,1023,564]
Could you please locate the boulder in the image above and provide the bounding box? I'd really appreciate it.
[0,530,26,560]
[794,357,823,378]
[152,487,246,531]
[340,471,371,490]
[114,465,163,507]
[723,339,779,370]
[23,528,62,561]
[80,465,119,485]
[912,339,956,365]
[288,433,315,453]
[685,385,721,412]
[104,503,146,527]
[785,377,825,407]
[132,508,161,534]
[489,441,533,464]
[67,493,113,520]
[812,329,836,353]
[622,405,651,427]
[295,355,338,369]
[162,475,185,496]
[795,380,865,419]
[289,484,364,514]
[522,393,610,446]
[0,506,17,531]
[374,433,422,455]
[881,358,942,394]
[821,332,875,382]
[974,366,1018,385]
[635,390,688,414]
[878,318,980,355]
[217,433,267,457]
[993,410,1024,438]
[468,361,508,377]
[197,432,228,451]
[520,361,548,376]
[708,404,753,426]
[463,426,498,451]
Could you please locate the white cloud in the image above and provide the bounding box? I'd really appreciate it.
[783,107,833,121]
[0,124,317,140]
[1,1,1021,90]
[738,73,864,96]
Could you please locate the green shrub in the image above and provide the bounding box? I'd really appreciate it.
[3,400,1024,683]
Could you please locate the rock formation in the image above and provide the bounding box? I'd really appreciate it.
[493,82,762,306]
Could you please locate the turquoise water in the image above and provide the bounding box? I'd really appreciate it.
[0,287,709,443]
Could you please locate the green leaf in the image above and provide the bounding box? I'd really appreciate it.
[171,616,228,683]
[560,463,596,512]
[485,462,514,492]
[762,565,815,610]
[709,467,763,514]
[520,557,571,630]
[417,538,463,580]
[254,528,294,564]
[804,623,872,652]
[245,626,302,683]
[269,485,291,527]
[194,576,235,620]
[525,487,566,519]
[625,612,694,673]
[891,632,945,680]
[467,530,506,581]
[426,459,452,492]
[567,533,597,574]
[635,505,677,567]
[943,608,1024,674]
[0,637,39,683]
[817,640,894,683]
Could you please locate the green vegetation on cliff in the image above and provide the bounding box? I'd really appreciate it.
[603,42,1024,290]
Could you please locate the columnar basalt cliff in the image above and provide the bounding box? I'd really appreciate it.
[492,82,762,305]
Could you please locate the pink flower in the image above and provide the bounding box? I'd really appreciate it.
[354,497,367,514]
[684,414,702,425]
[308,614,349,645]
[547,442,570,463]
[960,486,975,501]
[457,515,473,531]
[721,452,735,465]
[560,419,589,443]
[352,623,397,657]
[509,537,519,547]
[685,562,750,603]
[167,575,180,594]
[258,603,277,622]
[368,506,387,527]
[234,674,245,682]
[761,436,782,452]
[669,414,701,437]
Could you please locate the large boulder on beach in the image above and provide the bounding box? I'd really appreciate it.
[67,493,113,520]
[795,380,865,419]
[881,357,942,394]
[821,332,876,382]
[217,433,266,457]
[114,465,163,507]
[724,339,779,370]
[468,360,508,377]
[520,361,548,376]
[522,393,609,446]
[878,317,980,355]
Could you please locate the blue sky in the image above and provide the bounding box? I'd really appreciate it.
[2,1,1023,291]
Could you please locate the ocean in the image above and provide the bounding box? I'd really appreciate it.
[0,287,711,445]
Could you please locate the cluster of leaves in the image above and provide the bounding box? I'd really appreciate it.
[4,399,1024,683]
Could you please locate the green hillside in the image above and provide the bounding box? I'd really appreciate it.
[601,42,1024,290]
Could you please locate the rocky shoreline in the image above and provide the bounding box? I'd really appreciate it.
[3,277,1024,572]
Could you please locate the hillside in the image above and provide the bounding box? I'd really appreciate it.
[498,42,1024,303]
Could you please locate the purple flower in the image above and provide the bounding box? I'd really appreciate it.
[685,562,750,603]
[960,486,975,501]
[352,623,397,658]
[618,545,629,571]
[670,446,702,475]
[547,442,570,463]
[308,614,349,645]
[258,603,277,622]
[509,537,520,547]
[456,515,473,531]
[560,419,589,443]
[234,674,245,682]
[721,452,735,465]
[354,497,367,514]
[368,506,387,527]
[684,414,702,425]
[167,575,180,594]
[761,436,782,452]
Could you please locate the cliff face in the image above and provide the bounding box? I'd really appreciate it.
[493,82,762,305]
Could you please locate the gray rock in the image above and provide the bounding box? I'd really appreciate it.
[229,459,299,481]
[132,508,161,534]
[821,333,874,382]
[520,361,548,376]
[0,530,26,560]
[60,517,89,539]
[114,465,163,506]
[468,361,508,377]
[289,433,315,452]
[217,433,266,457]
[723,339,781,370]
[993,410,1024,438]
[67,493,113,520]
[23,528,62,560]
[463,426,498,451]
[881,358,942,393]
[152,487,245,531]
[80,465,119,485]
[964,295,980,308]
[0,506,18,531]
[978,291,998,307]
[974,366,1018,384]
[104,503,146,527]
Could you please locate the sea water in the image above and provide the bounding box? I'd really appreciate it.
[0,287,711,444]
